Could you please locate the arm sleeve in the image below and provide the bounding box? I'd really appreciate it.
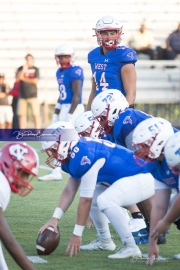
[80,158,105,198]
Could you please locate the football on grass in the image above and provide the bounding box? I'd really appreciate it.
[36,226,60,255]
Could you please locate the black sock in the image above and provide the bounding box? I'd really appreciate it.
[132,212,143,219]
[145,220,150,233]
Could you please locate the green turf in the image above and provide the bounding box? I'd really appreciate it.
[1,142,180,270]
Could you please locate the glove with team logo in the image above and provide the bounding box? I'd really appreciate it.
[52,114,59,123]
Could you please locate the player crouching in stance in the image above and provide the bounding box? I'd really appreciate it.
[39,121,155,259]
[0,142,39,270]
[132,118,179,265]
[149,131,180,261]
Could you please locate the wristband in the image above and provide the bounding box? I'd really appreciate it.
[52,207,64,220]
[73,224,85,237]
[55,103,61,110]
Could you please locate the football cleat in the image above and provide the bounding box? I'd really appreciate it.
[135,234,149,245]
[174,254,180,260]
[108,242,142,259]
[135,235,166,245]
[132,228,148,237]
[157,236,166,245]
[38,171,62,181]
[80,238,116,251]
[129,217,146,233]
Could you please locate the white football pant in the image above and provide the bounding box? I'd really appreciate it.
[59,103,84,125]
[90,173,154,243]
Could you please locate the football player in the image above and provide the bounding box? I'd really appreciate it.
[39,44,84,181]
[39,122,155,259]
[0,142,39,270]
[132,118,179,265]
[86,15,137,110]
[150,131,180,260]
[91,89,154,243]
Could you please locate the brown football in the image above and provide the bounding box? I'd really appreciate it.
[36,226,60,255]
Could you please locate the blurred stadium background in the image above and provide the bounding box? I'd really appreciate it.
[0,0,180,127]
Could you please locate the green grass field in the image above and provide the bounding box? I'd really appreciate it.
[2,142,180,270]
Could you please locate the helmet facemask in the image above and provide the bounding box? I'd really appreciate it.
[95,104,121,134]
[96,29,122,50]
[55,55,73,69]
[41,142,61,168]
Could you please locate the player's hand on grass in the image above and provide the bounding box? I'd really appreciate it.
[151,219,170,240]
[147,242,159,266]
[38,218,59,234]
[66,235,82,257]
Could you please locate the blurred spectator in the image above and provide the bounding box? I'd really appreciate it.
[0,74,13,128]
[165,22,180,60]
[129,24,157,60]
[8,70,20,128]
[17,54,41,128]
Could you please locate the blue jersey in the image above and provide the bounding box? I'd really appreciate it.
[56,65,84,104]
[62,137,149,185]
[88,46,137,97]
[113,108,152,147]
[147,159,179,192]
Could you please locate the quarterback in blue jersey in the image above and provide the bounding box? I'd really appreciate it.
[86,15,137,110]
[39,44,84,181]
[132,118,180,265]
[39,122,154,259]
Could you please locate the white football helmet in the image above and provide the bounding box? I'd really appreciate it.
[132,117,174,163]
[41,121,79,167]
[94,15,123,49]
[91,89,129,134]
[164,131,180,175]
[75,111,103,139]
[55,44,74,68]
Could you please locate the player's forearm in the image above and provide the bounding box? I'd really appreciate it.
[86,90,95,111]
[163,195,180,224]
[149,204,167,243]
[69,95,80,114]
[58,178,80,212]
[5,240,35,270]
[76,197,92,226]
[125,89,136,106]
[0,217,35,270]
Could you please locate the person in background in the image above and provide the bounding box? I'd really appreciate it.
[129,23,156,60]
[38,44,84,181]
[8,70,20,128]
[165,22,180,60]
[0,142,39,270]
[16,54,41,129]
[0,73,13,129]
[86,15,137,110]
